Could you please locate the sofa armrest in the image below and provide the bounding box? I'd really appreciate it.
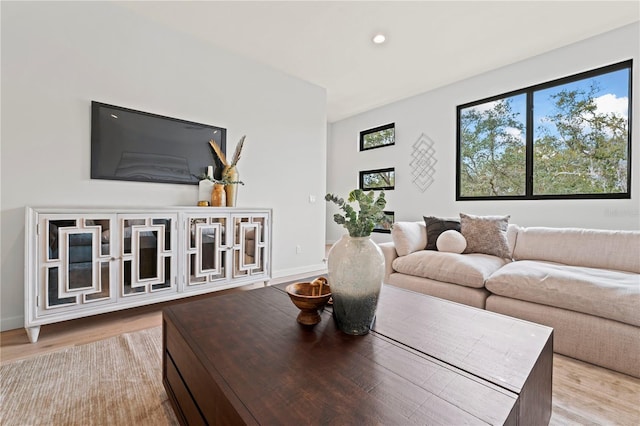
[378,242,398,282]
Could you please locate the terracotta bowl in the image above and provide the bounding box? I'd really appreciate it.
[285,277,332,326]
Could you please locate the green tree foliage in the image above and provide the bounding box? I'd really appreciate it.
[363,170,395,189]
[534,85,628,195]
[459,98,526,196]
[363,128,394,149]
[460,84,628,197]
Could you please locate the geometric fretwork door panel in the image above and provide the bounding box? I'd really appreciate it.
[183,214,229,289]
[37,214,116,316]
[119,214,177,297]
[231,213,269,279]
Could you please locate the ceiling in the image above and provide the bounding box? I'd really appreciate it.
[120,1,640,122]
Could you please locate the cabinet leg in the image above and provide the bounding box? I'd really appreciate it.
[26,326,41,343]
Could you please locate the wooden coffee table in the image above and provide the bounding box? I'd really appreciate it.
[163,284,553,425]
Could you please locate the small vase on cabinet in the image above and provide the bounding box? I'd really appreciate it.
[198,166,214,205]
[222,165,239,207]
[211,184,226,207]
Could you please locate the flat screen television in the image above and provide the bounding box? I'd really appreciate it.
[91,101,226,185]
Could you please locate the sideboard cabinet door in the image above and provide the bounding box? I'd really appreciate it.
[34,214,117,319]
[118,214,178,298]
[231,213,270,280]
[182,213,229,290]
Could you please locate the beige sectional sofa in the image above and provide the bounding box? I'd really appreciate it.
[379,221,640,378]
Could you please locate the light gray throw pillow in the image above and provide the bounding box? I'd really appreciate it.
[460,213,511,258]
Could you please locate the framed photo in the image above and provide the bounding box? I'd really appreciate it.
[373,211,394,234]
[359,167,395,191]
[360,123,395,151]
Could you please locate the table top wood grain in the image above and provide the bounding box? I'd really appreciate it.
[163,284,553,425]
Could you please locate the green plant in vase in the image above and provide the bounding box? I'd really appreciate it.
[325,189,389,237]
[324,189,389,335]
[197,175,245,186]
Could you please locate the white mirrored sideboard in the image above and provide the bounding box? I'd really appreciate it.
[24,206,271,342]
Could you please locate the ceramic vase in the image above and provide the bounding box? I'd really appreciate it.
[223,165,239,207]
[211,184,226,207]
[198,166,214,205]
[327,234,384,335]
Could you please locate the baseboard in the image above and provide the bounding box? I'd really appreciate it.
[270,263,327,284]
[1,315,24,332]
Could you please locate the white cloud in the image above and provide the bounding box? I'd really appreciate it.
[595,93,628,119]
[504,126,524,141]
[469,101,499,113]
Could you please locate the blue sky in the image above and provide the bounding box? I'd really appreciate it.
[534,68,629,119]
[524,68,629,139]
[462,66,630,144]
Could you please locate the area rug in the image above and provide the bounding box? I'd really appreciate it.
[0,327,179,426]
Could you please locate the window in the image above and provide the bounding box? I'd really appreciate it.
[359,168,395,191]
[372,211,394,234]
[457,60,632,200]
[360,123,395,151]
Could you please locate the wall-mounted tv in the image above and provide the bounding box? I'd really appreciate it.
[91,101,226,185]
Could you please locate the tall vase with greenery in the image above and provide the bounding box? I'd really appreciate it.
[209,136,246,207]
[325,189,389,335]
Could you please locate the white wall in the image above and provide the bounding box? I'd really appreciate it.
[327,23,640,244]
[0,2,327,331]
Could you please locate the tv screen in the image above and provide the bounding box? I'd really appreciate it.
[91,101,226,185]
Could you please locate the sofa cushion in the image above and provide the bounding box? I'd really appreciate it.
[391,221,426,256]
[485,260,640,327]
[387,274,490,309]
[460,213,511,259]
[506,224,519,258]
[436,230,467,253]
[392,251,509,288]
[423,216,460,250]
[513,227,640,274]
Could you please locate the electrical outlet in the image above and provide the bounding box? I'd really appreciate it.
[296,245,302,254]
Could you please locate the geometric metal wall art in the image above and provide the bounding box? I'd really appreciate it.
[410,133,437,192]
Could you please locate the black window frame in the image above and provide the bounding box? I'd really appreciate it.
[372,211,395,234]
[456,59,632,201]
[359,123,395,151]
[359,167,395,191]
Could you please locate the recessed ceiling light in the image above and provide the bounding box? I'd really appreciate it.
[372,34,386,44]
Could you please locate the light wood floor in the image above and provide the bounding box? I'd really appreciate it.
[2,283,639,425]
